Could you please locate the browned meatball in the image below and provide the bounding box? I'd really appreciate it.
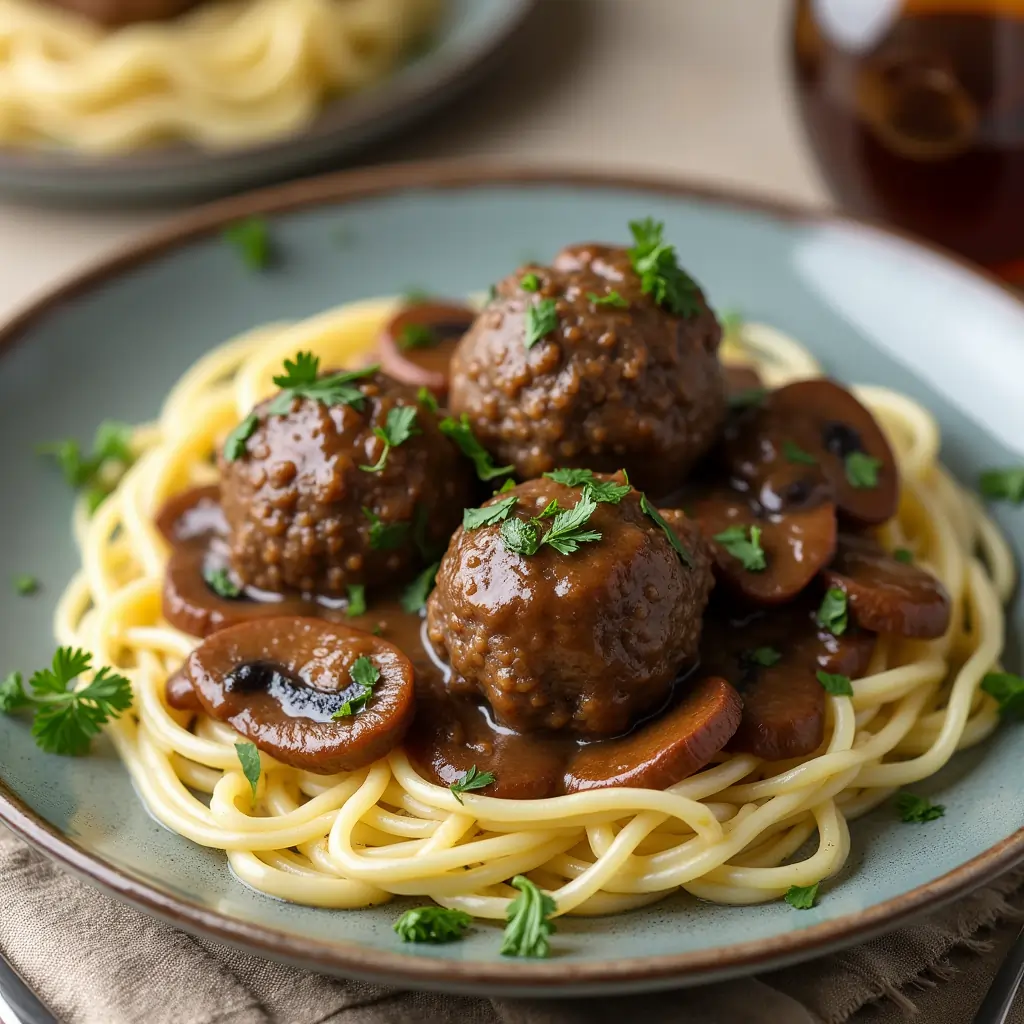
[220,372,474,595]
[41,0,205,26]
[426,473,714,737]
[448,243,726,497]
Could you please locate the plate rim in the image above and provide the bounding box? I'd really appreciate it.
[2,159,1023,993]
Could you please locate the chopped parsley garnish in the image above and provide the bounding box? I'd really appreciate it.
[817,588,848,636]
[223,413,259,462]
[784,883,819,910]
[267,352,378,415]
[333,656,380,718]
[783,440,816,465]
[500,517,540,556]
[203,566,241,599]
[728,387,767,411]
[586,290,629,309]
[543,468,629,504]
[893,548,914,564]
[539,490,602,555]
[360,405,420,473]
[346,584,366,618]
[0,647,132,756]
[14,575,38,597]
[979,468,1024,504]
[449,765,496,803]
[544,468,594,487]
[497,478,516,493]
[845,451,882,489]
[981,671,1024,718]
[640,494,694,567]
[464,495,518,531]
[627,218,700,317]
[746,646,781,667]
[416,386,439,415]
[816,670,853,696]
[538,499,560,517]
[896,792,945,823]
[401,562,439,614]
[520,273,540,292]
[223,217,271,271]
[524,298,559,349]
[394,907,472,944]
[501,875,556,958]
[235,741,261,802]
[362,507,409,551]
[438,414,514,481]
[399,323,438,351]
[712,524,767,572]
[38,420,135,512]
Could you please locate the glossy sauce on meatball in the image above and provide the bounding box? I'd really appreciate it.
[448,243,726,497]
[425,474,715,737]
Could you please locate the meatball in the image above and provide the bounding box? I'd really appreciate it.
[448,243,726,497]
[426,474,714,737]
[41,0,205,26]
[220,371,474,595]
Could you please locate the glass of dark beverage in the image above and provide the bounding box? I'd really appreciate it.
[791,0,1024,281]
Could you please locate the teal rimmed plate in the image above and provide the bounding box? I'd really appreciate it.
[1,163,1022,995]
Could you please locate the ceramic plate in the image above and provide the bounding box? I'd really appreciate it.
[0,0,535,205]
[1,164,1023,996]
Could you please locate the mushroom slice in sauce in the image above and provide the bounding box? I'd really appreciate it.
[823,533,951,639]
[156,484,227,546]
[563,676,742,792]
[185,617,415,774]
[692,488,838,605]
[376,300,476,398]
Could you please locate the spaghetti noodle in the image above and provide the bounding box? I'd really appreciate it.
[53,297,1013,919]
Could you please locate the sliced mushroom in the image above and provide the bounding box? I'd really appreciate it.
[563,676,742,792]
[692,488,837,605]
[156,485,226,546]
[823,533,951,639]
[377,301,476,398]
[186,617,415,774]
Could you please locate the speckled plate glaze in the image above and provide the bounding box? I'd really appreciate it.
[0,0,536,205]
[1,164,1023,996]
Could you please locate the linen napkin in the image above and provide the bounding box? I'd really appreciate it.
[1,825,1021,1024]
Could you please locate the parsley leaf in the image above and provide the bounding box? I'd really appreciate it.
[540,490,602,555]
[417,386,439,415]
[817,588,848,636]
[346,584,367,618]
[223,217,271,271]
[728,387,767,411]
[235,741,261,802]
[524,298,559,349]
[267,352,378,415]
[640,494,694,567]
[783,440,817,465]
[520,273,540,292]
[501,875,557,958]
[497,478,516,493]
[449,765,496,804]
[399,324,437,351]
[979,468,1024,503]
[500,516,540,556]
[0,648,132,756]
[784,883,819,910]
[544,468,594,487]
[893,548,914,564]
[438,414,514,481]
[333,656,380,718]
[360,405,420,473]
[981,671,1024,718]
[464,495,518,531]
[401,562,439,614]
[713,524,767,571]
[816,670,853,696]
[538,499,560,518]
[38,420,135,510]
[627,218,701,317]
[746,646,781,667]
[203,566,241,599]
[586,290,629,309]
[896,792,945,823]
[14,575,38,597]
[224,413,259,462]
[845,451,882,489]
[394,907,472,944]
[362,507,410,551]
[542,469,630,505]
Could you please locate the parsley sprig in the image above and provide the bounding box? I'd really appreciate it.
[204,566,241,599]
[981,671,1024,717]
[500,490,602,557]
[346,584,367,618]
[235,741,261,802]
[845,451,882,489]
[979,468,1024,503]
[362,508,409,551]
[784,883,819,910]
[544,468,630,504]
[464,495,519,531]
[360,405,420,473]
[267,352,378,415]
[38,420,135,513]
[501,875,557,958]
[224,413,259,463]
[713,524,767,571]
[333,656,380,718]
[746,646,781,667]
[394,907,472,944]
[399,324,438,351]
[438,414,514,481]
[627,218,701,317]
[816,670,853,696]
[401,562,440,614]
[524,298,559,350]
[586,290,628,309]
[640,494,694,567]
[223,217,272,271]
[0,648,132,756]
[783,440,816,465]
[817,588,849,636]
[896,792,945,823]
[449,765,496,804]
